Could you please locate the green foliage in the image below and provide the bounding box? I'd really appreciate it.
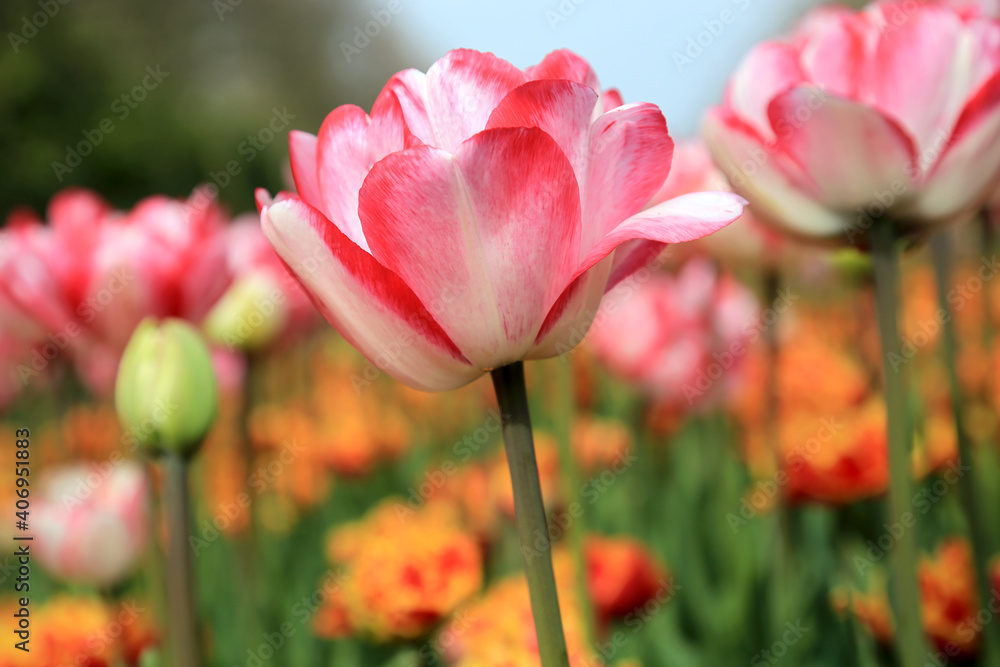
[0,0,414,215]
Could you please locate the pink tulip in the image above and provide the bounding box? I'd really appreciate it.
[703,1,1000,245]
[586,258,759,410]
[925,0,999,18]
[0,187,233,395]
[258,48,746,391]
[33,461,149,586]
[649,139,785,268]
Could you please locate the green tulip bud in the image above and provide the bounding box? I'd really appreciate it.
[115,317,218,456]
[830,248,872,282]
[202,273,288,351]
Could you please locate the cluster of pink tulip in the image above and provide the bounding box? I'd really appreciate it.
[0,187,314,406]
[4,0,1000,666]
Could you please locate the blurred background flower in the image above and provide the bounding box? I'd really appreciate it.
[33,461,148,587]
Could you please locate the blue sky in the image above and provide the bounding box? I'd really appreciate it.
[339,0,825,137]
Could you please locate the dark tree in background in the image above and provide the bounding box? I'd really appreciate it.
[0,0,419,215]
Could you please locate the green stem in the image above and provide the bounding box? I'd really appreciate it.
[237,353,262,632]
[930,232,1000,660]
[981,214,995,353]
[870,222,926,667]
[552,358,596,647]
[763,268,792,636]
[163,452,200,667]
[491,362,570,667]
[141,460,172,665]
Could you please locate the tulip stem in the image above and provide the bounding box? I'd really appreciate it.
[930,231,1000,660]
[491,362,570,667]
[982,213,995,352]
[238,353,262,635]
[142,461,171,663]
[552,358,596,648]
[163,452,201,667]
[870,222,926,667]
[763,267,792,636]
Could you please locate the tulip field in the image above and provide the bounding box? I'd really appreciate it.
[3,0,1000,666]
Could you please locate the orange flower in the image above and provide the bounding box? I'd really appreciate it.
[120,601,160,666]
[201,410,251,537]
[313,412,380,477]
[440,550,599,667]
[957,341,991,399]
[0,596,115,667]
[321,500,482,641]
[831,573,895,645]
[572,417,632,476]
[912,411,959,480]
[60,404,123,462]
[585,535,670,623]
[250,350,416,481]
[415,462,500,542]
[778,333,869,418]
[782,400,888,505]
[311,586,354,640]
[920,539,981,655]
[837,539,986,655]
[901,265,941,351]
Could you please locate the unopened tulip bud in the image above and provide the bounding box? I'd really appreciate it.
[203,273,288,351]
[115,317,217,456]
[830,248,872,281]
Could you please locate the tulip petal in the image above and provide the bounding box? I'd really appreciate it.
[380,68,434,145]
[288,130,322,209]
[315,102,408,251]
[767,88,918,211]
[425,49,528,153]
[259,194,478,392]
[527,49,600,90]
[575,192,746,281]
[530,192,745,358]
[703,109,851,241]
[605,239,668,291]
[602,88,624,112]
[582,103,673,252]
[726,42,804,142]
[524,48,620,120]
[486,79,598,186]
[359,127,582,369]
[47,188,109,237]
[799,12,868,99]
[901,70,1000,222]
[867,4,969,157]
[371,82,422,151]
[527,261,612,359]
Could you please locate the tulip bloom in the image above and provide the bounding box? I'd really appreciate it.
[0,187,232,395]
[920,539,981,655]
[323,500,482,640]
[649,139,785,268]
[587,257,759,410]
[259,48,746,391]
[584,535,669,624]
[704,1,1000,245]
[34,462,148,586]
